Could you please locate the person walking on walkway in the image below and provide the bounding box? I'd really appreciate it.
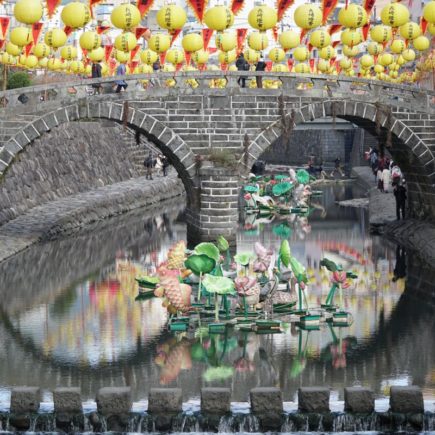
[115,62,128,93]
[162,155,169,176]
[91,61,102,95]
[236,53,248,88]
[330,157,344,178]
[255,56,267,89]
[144,152,155,180]
[394,181,407,220]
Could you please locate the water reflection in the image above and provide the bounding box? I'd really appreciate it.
[0,184,434,402]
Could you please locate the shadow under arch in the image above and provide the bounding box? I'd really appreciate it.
[243,100,435,219]
[1,99,200,210]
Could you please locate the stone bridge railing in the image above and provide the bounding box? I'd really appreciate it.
[1,72,434,115]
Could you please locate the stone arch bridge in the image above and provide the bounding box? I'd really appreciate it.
[0,71,434,241]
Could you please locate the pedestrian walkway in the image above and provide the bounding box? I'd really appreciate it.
[0,175,183,263]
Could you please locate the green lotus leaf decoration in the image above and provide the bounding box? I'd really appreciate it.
[216,235,229,253]
[320,258,339,272]
[289,256,307,283]
[135,276,159,285]
[272,182,293,196]
[274,174,287,181]
[234,252,255,266]
[273,223,292,239]
[203,366,234,382]
[279,240,291,267]
[185,254,216,276]
[346,271,358,279]
[203,274,236,295]
[191,342,207,361]
[296,169,310,185]
[194,242,220,263]
[244,185,259,193]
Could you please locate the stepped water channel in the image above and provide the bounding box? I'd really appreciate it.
[0,182,434,433]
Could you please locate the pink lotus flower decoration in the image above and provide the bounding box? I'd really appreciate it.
[244,193,252,200]
[331,271,351,289]
[253,242,273,273]
[234,276,258,296]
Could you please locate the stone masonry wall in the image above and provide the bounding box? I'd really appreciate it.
[0,121,145,225]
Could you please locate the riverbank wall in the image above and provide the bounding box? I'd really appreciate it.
[0,175,184,263]
[1,386,433,433]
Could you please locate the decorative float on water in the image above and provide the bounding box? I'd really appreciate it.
[135,233,358,334]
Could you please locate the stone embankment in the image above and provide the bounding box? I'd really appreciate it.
[1,385,432,433]
[0,175,184,263]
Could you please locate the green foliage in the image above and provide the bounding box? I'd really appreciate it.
[7,71,32,90]
[279,240,291,267]
[202,274,235,295]
[216,235,229,253]
[185,254,216,275]
[208,149,239,168]
[194,242,220,262]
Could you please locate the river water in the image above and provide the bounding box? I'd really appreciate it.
[0,182,434,405]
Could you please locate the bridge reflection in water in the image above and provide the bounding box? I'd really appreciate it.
[0,185,434,403]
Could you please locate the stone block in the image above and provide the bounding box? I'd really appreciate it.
[250,387,283,415]
[298,387,330,413]
[201,388,231,414]
[96,387,132,416]
[10,387,41,413]
[53,387,83,414]
[390,386,424,414]
[148,388,182,414]
[344,387,374,414]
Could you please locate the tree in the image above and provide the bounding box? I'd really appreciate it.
[7,71,32,90]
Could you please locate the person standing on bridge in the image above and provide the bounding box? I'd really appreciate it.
[255,56,267,89]
[394,181,407,220]
[236,53,248,88]
[144,152,155,180]
[91,61,102,95]
[115,62,128,93]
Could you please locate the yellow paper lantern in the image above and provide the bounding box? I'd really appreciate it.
[268,47,285,62]
[61,2,91,29]
[215,32,236,52]
[80,31,101,50]
[166,48,185,65]
[88,47,105,62]
[148,33,171,53]
[45,29,67,48]
[218,49,236,64]
[11,27,33,47]
[247,32,269,51]
[115,32,137,52]
[402,48,415,61]
[157,4,187,31]
[47,58,62,70]
[374,64,384,73]
[295,62,310,73]
[429,22,435,35]
[38,57,48,68]
[379,52,393,66]
[391,39,405,54]
[2,53,16,65]
[25,54,38,68]
[244,48,259,63]
[272,63,288,72]
[192,49,209,65]
[294,4,322,30]
[248,4,277,31]
[138,64,153,74]
[340,28,362,47]
[279,30,299,50]
[343,45,358,57]
[182,33,203,53]
[319,45,335,60]
[396,55,405,65]
[340,57,352,70]
[204,6,234,31]
[423,1,435,24]
[33,42,50,58]
[19,54,27,66]
[60,45,78,60]
[140,49,158,64]
[370,24,392,43]
[399,21,421,40]
[367,42,383,56]
[309,29,331,48]
[413,35,430,51]
[70,60,84,73]
[338,4,367,29]
[115,50,129,63]
[293,46,309,62]
[6,42,22,56]
[111,4,141,30]
[14,0,42,24]
[360,54,374,68]
[85,64,92,75]
[381,3,410,28]
[317,58,329,72]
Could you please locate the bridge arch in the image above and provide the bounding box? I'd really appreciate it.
[0,99,199,209]
[244,100,435,219]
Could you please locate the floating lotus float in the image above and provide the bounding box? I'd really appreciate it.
[135,235,358,333]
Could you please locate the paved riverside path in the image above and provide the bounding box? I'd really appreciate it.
[0,175,184,263]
